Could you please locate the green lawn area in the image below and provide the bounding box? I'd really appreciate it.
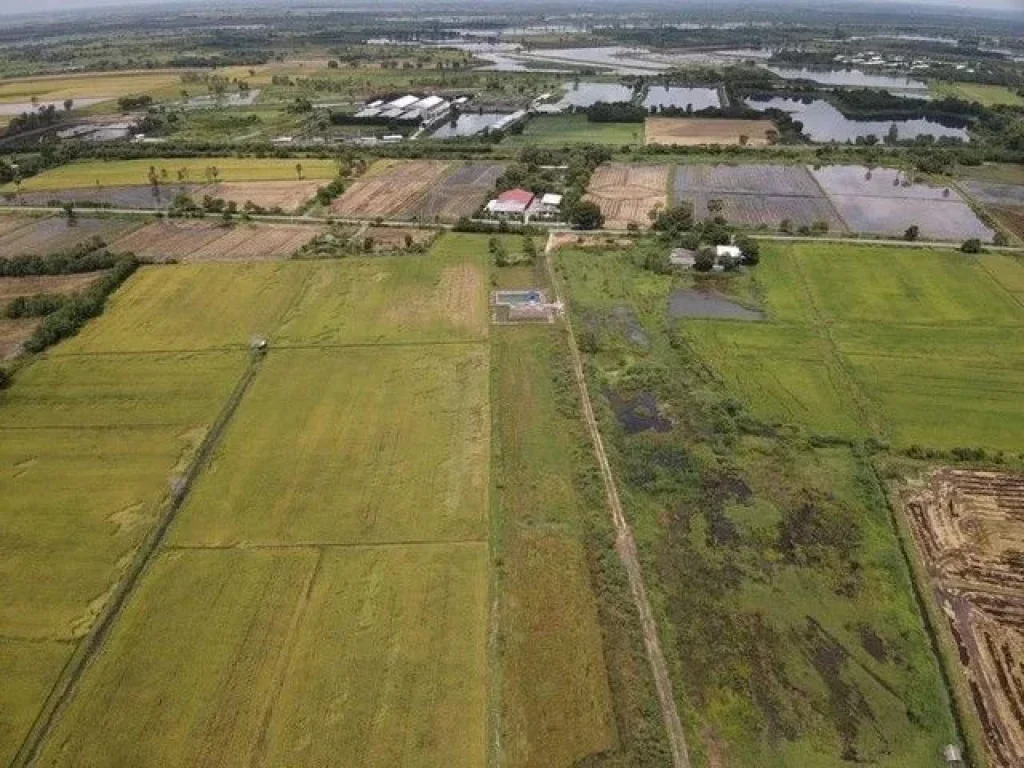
[505,114,643,146]
[684,241,1024,451]
[930,80,1024,107]
[5,157,338,192]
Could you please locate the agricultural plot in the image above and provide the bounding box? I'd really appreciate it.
[170,345,489,546]
[0,70,182,104]
[585,163,670,229]
[0,216,140,256]
[0,318,38,359]
[810,165,995,241]
[330,159,452,219]
[694,192,846,231]
[685,241,1024,450]
[990,207,1024,240]
[4,158,337,193]
[7,184,199,210]
[645,117,776,146]
[960,180,1024,207]
[674,164,823,197]
[274,235,488,345]
[206,181,323,212]
[406,163,505,222]
[0,271,104,303]
[114,219,323,261]
[55,262,310,353]
[900,469,1024,768]
[505,115,643,146]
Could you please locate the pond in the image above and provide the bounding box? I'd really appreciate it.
[605,390,672,434]
[643,86,721,111]
[668,288,764,321]
[762,65,928,91]
[555,81,635,108]
[744,96,970,143]
[430,112,507,138]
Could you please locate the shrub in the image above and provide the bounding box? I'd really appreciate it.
[960,238,983,254]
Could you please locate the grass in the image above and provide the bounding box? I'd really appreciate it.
[5,157,338,192]
[930,81,1024,107]
[680,241,1024,451]
[504,114,643,146]
[170,345,490,546]
[0,70,184,103]
[491,325,619,766]
[274,234,489,346]
[0,640,74,766]
[55,262,310,354]
[557,244,962,766]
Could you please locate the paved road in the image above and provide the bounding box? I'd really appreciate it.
[545,233,691,768]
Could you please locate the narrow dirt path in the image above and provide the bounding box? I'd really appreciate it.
[544,234,691,768]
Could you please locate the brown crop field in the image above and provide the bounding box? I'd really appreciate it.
[112,220,324,262]
[0,318,37,359]
[0,272,104,303]
[901,469,1024,768]
[645,117,776,146]
[330,159,452,219]
[407,163,505,222]
[585,163,670,229]
[205,181,322,212]
[990,206,1024,241]
[0,217,139,256]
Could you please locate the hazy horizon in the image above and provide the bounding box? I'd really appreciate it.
[0,0,1020,16]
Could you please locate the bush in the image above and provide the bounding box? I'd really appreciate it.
[0,367,8,389]
[651,202,694,235]
[694,247,716,272]
[736,236,760,266]
[5,293,67,318]
[961,238,983,253]
[569,200,604,230]
[904,225,920,242]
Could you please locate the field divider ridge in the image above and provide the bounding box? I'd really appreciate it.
[544,236,691,768]
[12,351,266,768]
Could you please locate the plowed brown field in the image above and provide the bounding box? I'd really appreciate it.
[585,164,670,229]
[330,160,452,219]
[112,220,324,262]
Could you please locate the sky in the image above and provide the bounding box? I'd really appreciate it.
[0,0,1020,13]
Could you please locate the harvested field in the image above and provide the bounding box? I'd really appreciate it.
[0,214,42,237]
[900,469,1024,768]
[6,185,199,210]
[689,192,845,231]
[0,272,104,303]
[0,318,38,359]
[585,163,670,229]
[645,117,775,146]
[0,217,139,256]
[206,181,322,212]
[330,159,452,219]
[112,220,323,262]
[828,194,994,241]
[407,163,505,222]
[990,206,1024,240]
[360,226,436,249]
[674,164,822,197]
[962,180,1024,207]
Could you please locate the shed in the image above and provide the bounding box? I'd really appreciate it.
[716,245,742,260]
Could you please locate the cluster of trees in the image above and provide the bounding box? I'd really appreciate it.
[117,94,154,112]
[314,176,346,206]
[6,104,63,137]
[0,237,119,277]
[585,102,648,123]
[489,236,509,266]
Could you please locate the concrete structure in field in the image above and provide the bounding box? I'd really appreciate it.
[491,289,562,324]
[669,248,697,268]
[716,244,742,261]
[358,94,452,125]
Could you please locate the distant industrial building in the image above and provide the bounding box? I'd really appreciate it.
[354,94,451,124]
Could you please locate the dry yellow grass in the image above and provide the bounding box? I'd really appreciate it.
[645,117,775,146]
[585,163,671,229]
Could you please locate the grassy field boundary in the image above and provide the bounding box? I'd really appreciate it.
[870,462,991,768]
[544,236,690,768]
[13,352,263,767]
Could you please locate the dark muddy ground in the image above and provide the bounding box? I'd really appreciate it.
[668,288,763,321]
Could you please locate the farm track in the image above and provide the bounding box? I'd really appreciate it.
[545,234,691,768]
[13,353,265,767]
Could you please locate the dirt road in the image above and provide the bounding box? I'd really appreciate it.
[544,234,691,768]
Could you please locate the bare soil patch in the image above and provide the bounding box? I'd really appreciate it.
[0,272,106,303]
[361,226,436,250]
[0,317,38,359]
[645,118,775,147]
[901,468,1024,768]
[206,181,322,213]
[585,164,670,230]
[407,163,505,222]
[547,232,635,251]
[991,206,1024,241]
[0,217,139,256]
[112,220,324,262]
[330,160,452,219]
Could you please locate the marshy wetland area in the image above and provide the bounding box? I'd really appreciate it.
[0,1,1022,767]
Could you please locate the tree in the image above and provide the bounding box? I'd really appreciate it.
[569,200,604,230]
[707,198,724,215]
[651,202,694,235]
[737,236,760,266]
[904,225,920,242]
[0,367,9,390]
[779,218,793,234]
[993,231,1009,247]
[63,98,73,112]
[327,60,339,69]
[961,238,983,254]
[62,202,76,225]
[295,162,303,180]
[887,122,899,144]
[693,247,716,272]
[738,134,749,147]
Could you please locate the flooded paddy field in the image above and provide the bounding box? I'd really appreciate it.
[643,86,720,111]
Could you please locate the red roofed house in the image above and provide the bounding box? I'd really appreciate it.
[486,188,535,218]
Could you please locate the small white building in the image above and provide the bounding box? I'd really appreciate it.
[716,245,742,261]
[526,193,563,221]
